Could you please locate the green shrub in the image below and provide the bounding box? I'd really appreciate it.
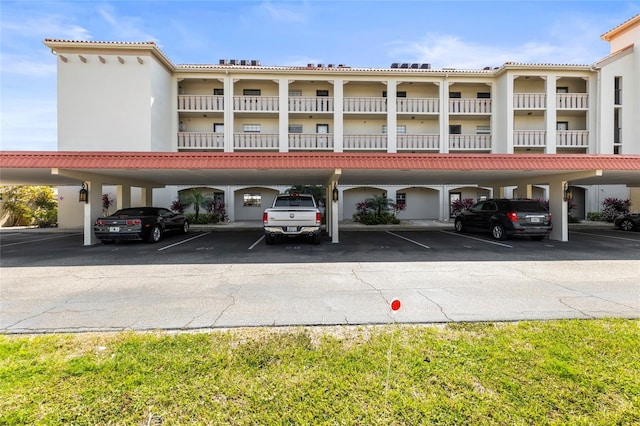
[587,212,603,221]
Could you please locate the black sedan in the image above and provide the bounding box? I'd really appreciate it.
[94,207,189,243]
[614,213,640,232]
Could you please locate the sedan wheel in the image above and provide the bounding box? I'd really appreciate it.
[182,221,190,234]
[621,219,634,231]
[491,223,506,240]
[454,219,464,233]
[147,225,162,243]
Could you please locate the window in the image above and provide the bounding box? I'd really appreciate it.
[477,92,491,99]
[382,125,407,134]
[449,124,462,134]
[289,124,303,133]
[556,122,568,131]
[243,193,262,207]
[449,92,461,98]
[243,124,261,133]
[382,91,407,97]
[316,90,329,97]
[213,123,224,133]
[614,77,622,105]
[243,89,261,96]
[556,87,568,94]
[316,124,329,134]
[213,88,224,95]
[289,90,302,97]
[396,192,406,207]
[476,125,490,135]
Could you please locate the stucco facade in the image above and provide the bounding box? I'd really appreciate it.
[42,15,640,231]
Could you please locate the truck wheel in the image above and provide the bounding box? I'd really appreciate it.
[312,233,321,245]
[265,235,275,245]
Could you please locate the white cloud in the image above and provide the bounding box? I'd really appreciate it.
[98,5,159,42]
[259,1,307,23]
[2,15,91,41]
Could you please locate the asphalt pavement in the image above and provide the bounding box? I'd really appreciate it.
[1,222,639,334]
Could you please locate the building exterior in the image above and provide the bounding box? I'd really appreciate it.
[32,14,640,241]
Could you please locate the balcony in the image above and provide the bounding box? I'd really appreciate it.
[234,133,279,150]
[397,134,440,151]
[449,135,491,151]
[234,96,279,112]
[343,97,387,113]
[177,132,224,150]
[449,99,491,114]
[289,97,334,113]
[514,131,546,147]
[289,133,334,150]
[514,93,546,109]
[178,95,224,111]
[397,98,439,114]
[557,130,588,148]
[344,134,387,151]
[556,93,588,109]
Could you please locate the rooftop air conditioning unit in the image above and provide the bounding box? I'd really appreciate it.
[240,60,248,65]
[420,63,431,69]
[400,63,409,68]
[229,59,238,65]
[251,60,260,66]
[391,63,399,68]
[410,63,419,69]
[219,59,229,65]
[317,64,324,67]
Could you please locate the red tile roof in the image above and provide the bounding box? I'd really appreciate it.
[2,151,639,171]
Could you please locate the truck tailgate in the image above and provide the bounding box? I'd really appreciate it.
[265,208,319,227]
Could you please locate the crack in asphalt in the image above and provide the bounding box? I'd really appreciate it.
[417,290,454,322]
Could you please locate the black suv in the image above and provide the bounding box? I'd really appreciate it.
[454,199,552,241]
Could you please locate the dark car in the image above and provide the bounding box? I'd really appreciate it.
[614,213,640,232]
[454,199,552,241]
[94,207,189,243]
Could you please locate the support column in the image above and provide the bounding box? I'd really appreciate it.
[117,184,131,210]
[514,184,533,199]
[386,79,397,153]
[83,180,103,246]
[333,79,344,152]
[549,180,569,242]
[545,76,557,154]
[140,187,153,207]
[278,78,289,152]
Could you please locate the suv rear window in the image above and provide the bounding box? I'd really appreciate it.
[510,201,547,212]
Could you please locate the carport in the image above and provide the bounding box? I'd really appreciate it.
[1,151,639,245]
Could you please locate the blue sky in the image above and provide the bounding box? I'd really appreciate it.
[1,0,639,151]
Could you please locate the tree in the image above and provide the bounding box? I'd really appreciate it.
[1,186,58,227]
[181,188,211,221]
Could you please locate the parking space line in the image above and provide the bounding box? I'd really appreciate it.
[0,233,82,247]
[572,231,640,243]
[386,231,430,249]
[441,231,513,248]
[248,235,265,250]
[158,232,210,251]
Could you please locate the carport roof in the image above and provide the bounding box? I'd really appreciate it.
[1,151,639,187]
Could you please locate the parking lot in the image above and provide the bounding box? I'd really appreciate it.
[2,223,638,334]
[1,223,640,267]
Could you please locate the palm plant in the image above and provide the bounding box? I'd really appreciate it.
[182,188,211,221]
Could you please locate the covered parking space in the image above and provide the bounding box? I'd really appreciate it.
[1,151,639,245]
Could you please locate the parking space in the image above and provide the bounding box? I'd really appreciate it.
[1,225,639,268]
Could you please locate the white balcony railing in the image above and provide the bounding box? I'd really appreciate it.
[556,94,588,109]
[397,134,440,151]
[449,134,492,151]
[397,98,439,114]
[178,95,224,111]
[233,96,279,112]
[289,97,334,112]
[234,133,279,150]
[343,97,387,113]
[289,133,334,150]
[513,131,546,147]
[344,134,388,150]
[449,99,491,114]
[513,93,546,109]
[557,131,589,148]
[177,132,224,150]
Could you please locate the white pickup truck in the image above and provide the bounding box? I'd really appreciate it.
[262,193,322,244]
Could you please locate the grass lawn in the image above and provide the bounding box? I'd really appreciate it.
[1,319,638,425]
